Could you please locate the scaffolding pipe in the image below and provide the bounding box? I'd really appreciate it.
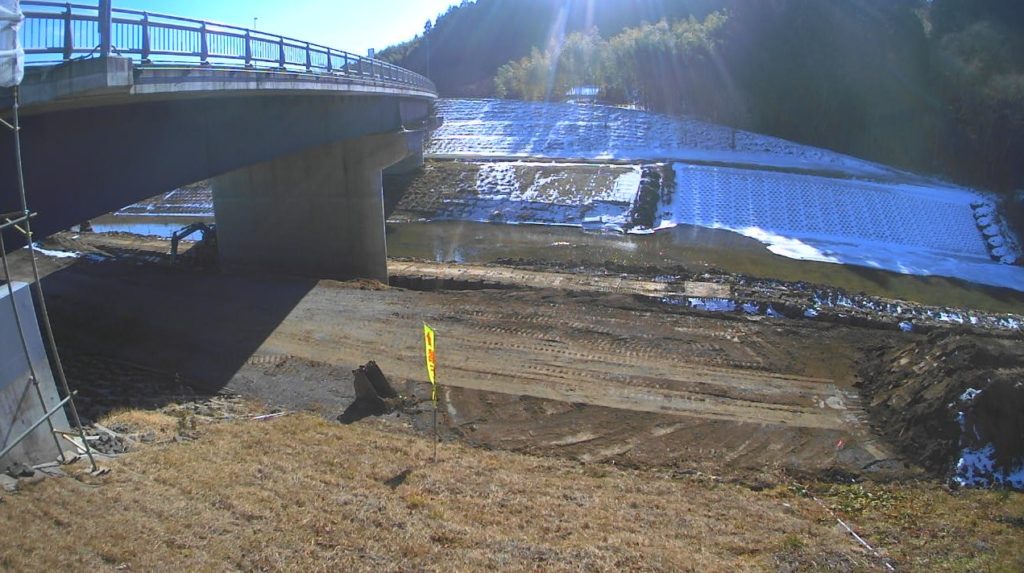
[6,86,97,472]
[0,211,34,232]
[0,393,74,460]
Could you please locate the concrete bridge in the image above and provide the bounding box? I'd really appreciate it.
[0,1,438,281]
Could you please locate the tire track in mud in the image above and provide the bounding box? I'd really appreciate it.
[443,331,779,390]
[456,311,770,370]
[445,363,845,429]
[256,286,871,437]
[447,341,853,411]
[435,314,834,391]
[457,306,763,347]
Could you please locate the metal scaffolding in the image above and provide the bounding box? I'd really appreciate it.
[1,83,97,472]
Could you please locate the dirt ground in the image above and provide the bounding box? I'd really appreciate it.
[8,230,1013,484]
[3,229,1024,570]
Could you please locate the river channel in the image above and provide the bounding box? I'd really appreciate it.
[89,213,1024,314]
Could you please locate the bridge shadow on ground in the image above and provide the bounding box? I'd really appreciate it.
[38,256,318,421]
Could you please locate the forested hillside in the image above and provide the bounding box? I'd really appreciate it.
[380,0,1024,200]
[378,0,721,96]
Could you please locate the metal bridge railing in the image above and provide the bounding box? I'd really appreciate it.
[17,1,436,93]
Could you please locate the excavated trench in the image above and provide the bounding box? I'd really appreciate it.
[388,274,517,292]
[858,330,1024,483]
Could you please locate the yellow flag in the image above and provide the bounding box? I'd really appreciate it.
[423,323,437,389]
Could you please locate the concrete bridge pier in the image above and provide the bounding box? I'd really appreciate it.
[384,136,425,176]
[211,132,418,282]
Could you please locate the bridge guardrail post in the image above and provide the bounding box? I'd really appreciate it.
[62,3,73,61]
[325,47,333,73]
[98,0,112,56]
[244,29,253,68]
[140,12,151,63]
[304,42,311,72]
[199,22,210,65]
[277,36,285,69]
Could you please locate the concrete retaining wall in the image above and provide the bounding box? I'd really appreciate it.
[0,282,69,468]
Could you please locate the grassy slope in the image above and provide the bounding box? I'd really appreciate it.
[0,412,1021,572]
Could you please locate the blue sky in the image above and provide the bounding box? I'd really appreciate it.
[111,0,461,55]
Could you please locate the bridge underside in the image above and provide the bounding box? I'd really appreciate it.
[1,58,433,281]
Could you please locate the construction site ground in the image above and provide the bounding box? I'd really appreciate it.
[6,230,1015,481]
[2,231,1024,571]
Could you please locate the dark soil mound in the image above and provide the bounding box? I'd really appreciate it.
[857,331,1024,474]
[964,379,1024,471]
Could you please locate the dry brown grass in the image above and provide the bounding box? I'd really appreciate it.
[812,481,1024,572]
[0,412,1021,572]
[99,409,181,441]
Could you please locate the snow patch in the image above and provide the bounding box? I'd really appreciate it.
[26,243,79,259]
[610,166,643,203]
[660,163,1024,291]
[688,298,736,312]
[955,446,1024,490]
[953,388,1024,490]
[437,162,637,230]
[733,227,840,264]
[429,99,906,179]
[476,163,518,200]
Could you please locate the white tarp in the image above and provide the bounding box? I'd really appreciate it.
[0,0,24,88]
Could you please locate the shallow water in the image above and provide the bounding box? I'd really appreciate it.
[89,214,1024,314]
[386,221,1024,314]
[90,215,214,238]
